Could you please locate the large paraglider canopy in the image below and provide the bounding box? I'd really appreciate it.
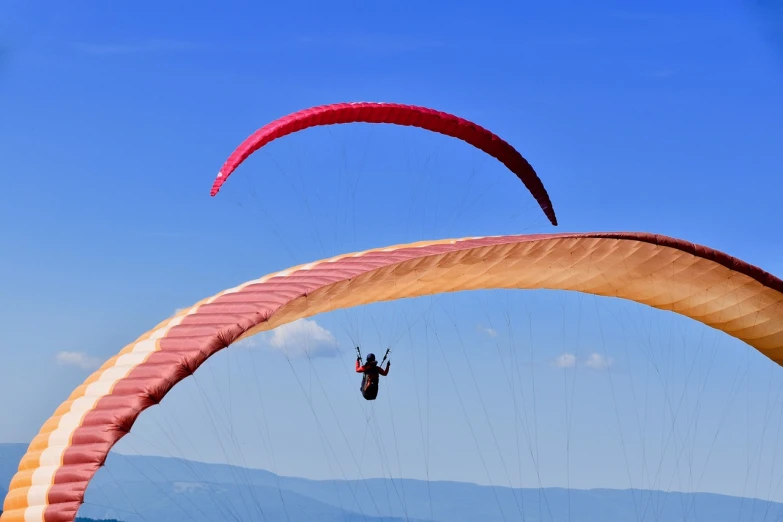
[209,102,559,226]
[3,231,782,522]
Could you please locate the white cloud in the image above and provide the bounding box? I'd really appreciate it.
[477,324,497,337]
[553,353,577,368]
[56,351,101,370]
[269,318,336,348]
[552,352,614,370]
[584,353,613,370]
[242,319,339,358]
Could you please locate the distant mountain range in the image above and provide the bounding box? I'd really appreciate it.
[2,443,782,521]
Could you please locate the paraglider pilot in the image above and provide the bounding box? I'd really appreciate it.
[356,347,390,401]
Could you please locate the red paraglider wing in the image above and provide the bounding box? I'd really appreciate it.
[210,102,558,226]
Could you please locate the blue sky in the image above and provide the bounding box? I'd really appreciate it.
[1,0,783,505]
